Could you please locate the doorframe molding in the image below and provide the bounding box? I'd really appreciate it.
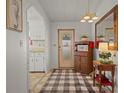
[58,29,75,68]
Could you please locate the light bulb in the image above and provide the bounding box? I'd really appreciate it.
[80,19,86,22]
[88,19,93,23]
[84,15,90,20]
[92,16,98,20]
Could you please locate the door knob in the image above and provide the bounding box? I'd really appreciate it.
[59,46,61,49]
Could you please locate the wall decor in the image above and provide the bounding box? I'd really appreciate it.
[95,5,118,50]
[77,45,88,51]
[7,0,23,32]
[105,28,114,41]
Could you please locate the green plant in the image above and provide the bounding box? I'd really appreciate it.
[99,52,113,64]
[97,35,104,38]
[81,35,88,38]
[99,52,111,59]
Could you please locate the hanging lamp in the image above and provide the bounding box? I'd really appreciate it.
[80,0,98,23]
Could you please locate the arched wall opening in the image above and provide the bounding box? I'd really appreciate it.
[26,6,50,92]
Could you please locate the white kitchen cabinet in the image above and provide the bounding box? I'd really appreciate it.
[29,52,45,72]
[29,56,35,71]
[35,53,43,71]
[29,23,46,40]
[36,56,43,71]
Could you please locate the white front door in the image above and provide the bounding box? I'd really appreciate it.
[58,29,75,68]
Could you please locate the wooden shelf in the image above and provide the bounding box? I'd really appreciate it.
[95,74,112,86]
[93,61,116,93]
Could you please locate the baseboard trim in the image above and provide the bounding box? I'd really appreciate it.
[29,71,45,73]
[53,67,74,71]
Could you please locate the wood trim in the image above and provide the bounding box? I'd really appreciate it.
[95,5,118,50]
[114,5,118,50]
[58,29,75,68]
[53,68,75,73]
[29,71,45,73]
[54,67,74,70]
[58,29,75,31]
[96,5,117,25]
[58,30,59,68]
[95,23,97,48]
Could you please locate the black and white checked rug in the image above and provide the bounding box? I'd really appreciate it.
[40,69,105,93]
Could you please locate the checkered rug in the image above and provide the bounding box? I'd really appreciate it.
[40,69,105,93]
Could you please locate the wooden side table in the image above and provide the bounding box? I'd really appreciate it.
[93,61,116,93]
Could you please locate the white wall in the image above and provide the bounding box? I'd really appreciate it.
[50,22,92,68]
[6,0,51,93]
[6,30,28,93]
[6,0,28,92]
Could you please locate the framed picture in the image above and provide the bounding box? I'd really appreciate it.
[105,28,114,41]
[77,45,88,51]
[6,0,23,32]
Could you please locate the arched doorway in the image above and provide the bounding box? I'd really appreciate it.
[27,6,47,92]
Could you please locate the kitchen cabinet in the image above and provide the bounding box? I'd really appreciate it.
[29,56,35,71]
[28,20,47,72]
[29,53,45,72]
[29,23,46,40]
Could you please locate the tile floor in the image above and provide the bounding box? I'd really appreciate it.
[28,70,52,93]
[28,70,114,93]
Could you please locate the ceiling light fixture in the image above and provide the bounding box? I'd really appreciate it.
[80,0,98,23]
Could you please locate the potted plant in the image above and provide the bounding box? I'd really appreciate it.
[99,52,113,64]
[80,35,88,41]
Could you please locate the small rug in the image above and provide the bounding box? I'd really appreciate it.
[39,69,105,93]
